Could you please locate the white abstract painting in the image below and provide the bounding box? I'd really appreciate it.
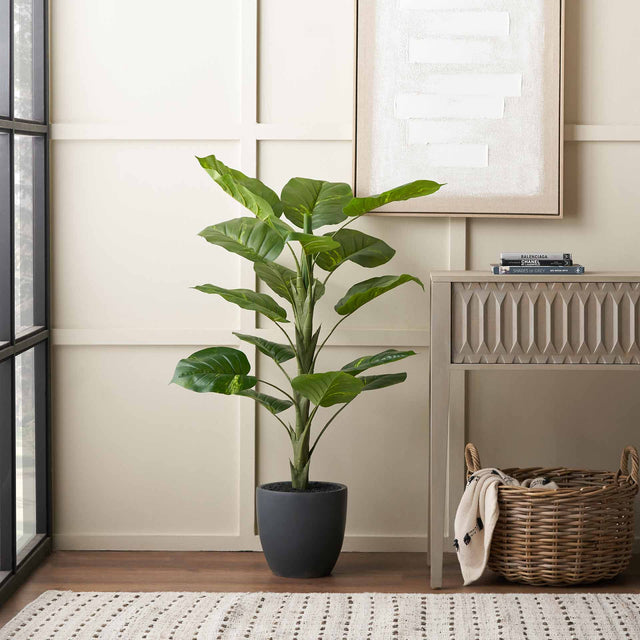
[355,0,563,216]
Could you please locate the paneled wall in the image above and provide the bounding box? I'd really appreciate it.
[50,0,640,551]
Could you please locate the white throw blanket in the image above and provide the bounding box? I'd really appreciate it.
[454,468,559,585]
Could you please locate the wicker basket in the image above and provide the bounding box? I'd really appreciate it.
[464,443,639,586]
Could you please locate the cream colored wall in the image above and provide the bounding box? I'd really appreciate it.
[51,0,640,551]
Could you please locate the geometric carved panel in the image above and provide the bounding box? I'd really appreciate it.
[452,282,640,364]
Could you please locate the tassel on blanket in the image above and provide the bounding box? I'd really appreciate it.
[454,468,559,585]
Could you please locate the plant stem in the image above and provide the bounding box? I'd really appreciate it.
[286,242,301,273]
[309,402,351,457]
[329,215,358,239]
[274,322,295,352]
[322,270,334,287]
[311,312,353,369]
[256,379,296,403]
[273,359,292,384]
[272,413,293,437]
[289,213,317,490]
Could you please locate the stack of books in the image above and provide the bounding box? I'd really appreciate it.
[491,253,585,275]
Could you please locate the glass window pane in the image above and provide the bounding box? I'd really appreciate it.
[13,0,44,121]
[0,1,8,117]
[0,131,9,345]
[14,133,44,337]
[15,347,36,556]
[0,359,11,578]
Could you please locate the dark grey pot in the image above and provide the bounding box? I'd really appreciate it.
[256,481,347,578]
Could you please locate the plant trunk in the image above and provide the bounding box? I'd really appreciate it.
[289,212,316,490]
[290,458,310,490]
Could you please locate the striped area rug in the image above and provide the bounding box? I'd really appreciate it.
[1,591,639,639]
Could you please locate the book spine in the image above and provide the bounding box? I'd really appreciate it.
[492,265,585,275]
[500,252,571,261]
[500,259,573,266]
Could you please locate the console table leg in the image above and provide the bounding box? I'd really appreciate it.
[430,281,451,589]
[430,366,449,589]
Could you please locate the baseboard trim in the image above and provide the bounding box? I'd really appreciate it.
[53,533,429,553]
[54,533,638,554]
[54,535,253,552]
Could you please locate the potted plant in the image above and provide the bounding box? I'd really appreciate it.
[172,155,442,577]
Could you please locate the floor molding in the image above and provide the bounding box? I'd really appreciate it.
[53,533,428,553]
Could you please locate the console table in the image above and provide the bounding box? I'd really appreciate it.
[429,271,640,588]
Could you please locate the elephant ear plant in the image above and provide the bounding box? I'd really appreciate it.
[172,155,443,490]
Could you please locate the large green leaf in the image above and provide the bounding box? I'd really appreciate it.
[199,218,284,263]
[343,180,444,217]
[359,372,407,391]
[281,178,353,229]
[233,332,295,363]
[291,371,364,407]
[341,349,416,374]
[195,284,288,322]
[238,389,293,414]
[171,347,256,394]
[254,261,325,304]
[335,274,424,315]
[315,229,395,272]
[197,154,283,217]
[288,232,341,255]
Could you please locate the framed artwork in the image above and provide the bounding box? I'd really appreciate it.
[354,0,564,217]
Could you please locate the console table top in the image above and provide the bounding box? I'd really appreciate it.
[431,270,640,283]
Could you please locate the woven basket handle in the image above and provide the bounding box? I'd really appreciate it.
[619,445,639,485]
[465,443,482,479]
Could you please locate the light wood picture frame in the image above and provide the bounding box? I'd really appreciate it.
[354,0,564,218]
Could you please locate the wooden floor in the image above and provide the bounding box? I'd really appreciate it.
[1,551,639,628]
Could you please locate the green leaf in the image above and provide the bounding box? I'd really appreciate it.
[199,217,285,263]
[261,214,296,240]
[254,261,325,304]
[233,332,295,363]
[171,347,256,394]
[315,229,395,272]
[343,180,444,217]
[334,274,424,315]
[281,178,353,229]
[359,372,407,391]
[341,349,416,374]
[254,261,297,303]
[195,284,288,322]
[197,154,283,216]
[238,389,293,414]
[288,232,341,255]
[291,371,364,407]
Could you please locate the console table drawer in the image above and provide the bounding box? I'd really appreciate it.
[451,281,640,364]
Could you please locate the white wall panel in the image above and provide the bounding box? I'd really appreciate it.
[564,0,640,125]
[51,1,241,125]
[257,140,353,190]
[258,0,354,124]
[468,143,640,271]
[257,348,429,537]
[54,347,240,541]
[52,141,241,330]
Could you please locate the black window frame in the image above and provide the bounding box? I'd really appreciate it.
[0,0,51,606]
